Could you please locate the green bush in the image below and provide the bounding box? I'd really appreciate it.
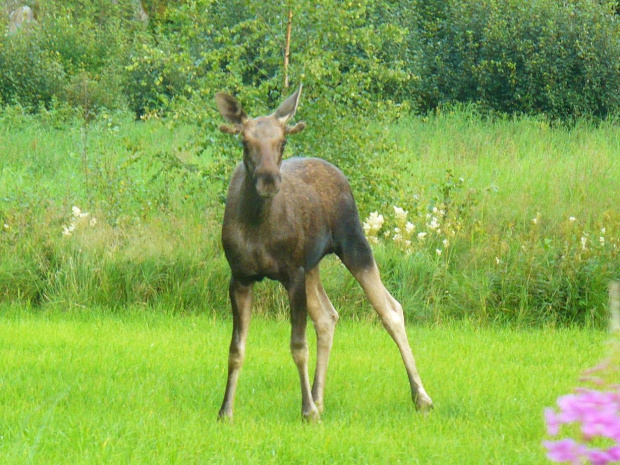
[1,0,617,119]
[416,0,620,119]
[0,29,66,108]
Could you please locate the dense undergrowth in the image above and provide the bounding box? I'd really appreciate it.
[1,108,618,326]
[0,0,617,120]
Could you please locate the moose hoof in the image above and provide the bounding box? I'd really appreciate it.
[217,409,234,422]
[414,392,434,413]
[302,407,321,423]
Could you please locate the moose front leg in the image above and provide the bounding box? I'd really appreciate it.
[287,269,321,422]
[218,278,253,421]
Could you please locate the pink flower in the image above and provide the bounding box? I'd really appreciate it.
[545,408,561,436]
[544,388,620,463]
[581,409,620,441]
[543,439,587,464]
[587,448,616,465]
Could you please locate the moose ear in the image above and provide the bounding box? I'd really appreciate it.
[215,92,249,125]
[286,121,306,135]
[219,124,242,135]
[274,83,302,124]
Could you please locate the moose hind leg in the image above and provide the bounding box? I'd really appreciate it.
[288,269,320,422]
[218,279,253,420]
[306,267,339,413]
[345,254,433,411]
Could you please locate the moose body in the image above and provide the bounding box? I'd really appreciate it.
[216,86,433,421]
[223,157,372,283]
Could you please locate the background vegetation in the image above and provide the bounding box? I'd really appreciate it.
[0,0,618,326]
[0,0,618,119]
[0,109,618,326]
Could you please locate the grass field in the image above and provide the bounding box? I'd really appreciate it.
[0,304,607,464]
[1,110,618,324]
[0,109,617,461]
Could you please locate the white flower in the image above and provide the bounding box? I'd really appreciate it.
[417,232,427,241]
[581,236,588,251]
[62,224,75,236]
[3,224,8,229]
[405,240,411,248]
[442,239,449,248]
[600,236,605,246]
[363,212,384,236]
[495,257,501,265]
[405,222,415,234]
[428,217,440,231]
[393,206,408,221]
[89,217,97,227]
[72,206,89,218]
[601,227,606,235]
[435,249,442,256]
[569,217,576,223]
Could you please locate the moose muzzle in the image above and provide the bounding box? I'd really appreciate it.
[254,168,281,198]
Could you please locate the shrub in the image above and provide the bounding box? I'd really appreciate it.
[361,172,620,326]
[416,0,620,119]
[0,28,66,108]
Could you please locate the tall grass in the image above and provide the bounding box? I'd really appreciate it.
[0,107,618,325]
[366,111,619,325]
[0,305,607,464]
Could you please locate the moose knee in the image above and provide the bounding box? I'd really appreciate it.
[290,339,309,364]
[379,298,406,330]
[228,344,246,369]
[314,311,338,335]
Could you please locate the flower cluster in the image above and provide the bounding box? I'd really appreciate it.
[362,211,384,245]
[544,389,620,464]
[62,206,97,237]
[363,203,459,259]
[544,283,620,464]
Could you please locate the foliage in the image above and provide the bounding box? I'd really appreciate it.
[0,0,139,111]
[0,0,617,120]
[1,109,618,326]
[415,0,620,119]
[362,173,620,326]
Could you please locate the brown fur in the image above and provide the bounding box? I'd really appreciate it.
[215,86,432,421]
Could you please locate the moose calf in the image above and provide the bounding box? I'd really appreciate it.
[215,85,433,421]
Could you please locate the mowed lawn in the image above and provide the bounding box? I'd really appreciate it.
[0,305,606,464]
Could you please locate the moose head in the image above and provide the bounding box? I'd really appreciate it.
[215,85,306,198]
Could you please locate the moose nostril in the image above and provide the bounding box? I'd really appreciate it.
[255,174,281,198]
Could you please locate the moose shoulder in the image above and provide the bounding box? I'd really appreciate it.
[215,85,433,422]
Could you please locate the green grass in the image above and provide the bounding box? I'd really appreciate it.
[0,304,607,464]
[0,109,618,324]
[389,113,619,225]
